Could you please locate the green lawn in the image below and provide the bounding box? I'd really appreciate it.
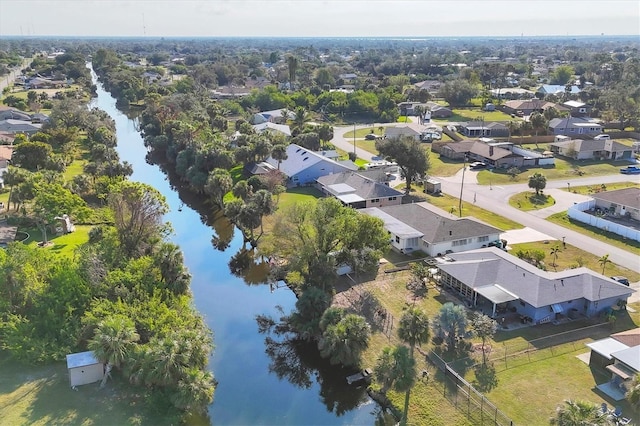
[22,225,92,258]
[564,181,640,195]
[0,354,168,426]
[343,126,387,139]
[508,191,555,211]
[354,139,379,155]
[428,152,465,177]
[63,159,87,182]
[546,211,640,255]
[510,241,640,281]
[276,187,323,210]
[476,159,631,185]
[433,108,515,123]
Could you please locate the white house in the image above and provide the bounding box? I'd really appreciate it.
[265,143,354,186]
[384,125,422,141]
[361,202,502,256]
[66,351,104,387]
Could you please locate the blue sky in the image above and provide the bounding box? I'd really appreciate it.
[0,0,638,37]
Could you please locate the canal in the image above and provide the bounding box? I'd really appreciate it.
[88,65,376,425]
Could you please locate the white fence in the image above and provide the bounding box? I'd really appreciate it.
[568,201,640,242]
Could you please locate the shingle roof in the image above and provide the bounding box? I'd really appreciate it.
[384,125,421,138]
[591,188,640,210]
[612,328,640,348]
[317,171,404,200]
[362,202,501,244]
[438,248,634,308]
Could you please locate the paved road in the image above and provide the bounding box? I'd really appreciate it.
[437,169,639,271]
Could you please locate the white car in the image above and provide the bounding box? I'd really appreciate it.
[594,134,610,140]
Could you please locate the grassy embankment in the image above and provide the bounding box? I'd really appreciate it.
[508,191,555,211]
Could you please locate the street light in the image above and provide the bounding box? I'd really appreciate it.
[458,155,468,217]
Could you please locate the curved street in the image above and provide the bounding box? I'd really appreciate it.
[330,124,639,272]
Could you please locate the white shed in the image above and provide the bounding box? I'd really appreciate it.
[66,351,104,387]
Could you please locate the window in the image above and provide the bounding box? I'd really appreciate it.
[372,198,380,203]
[452,239,469,247]
[389,197,396,201]
[478,236,489,242]
[395,236,400,243]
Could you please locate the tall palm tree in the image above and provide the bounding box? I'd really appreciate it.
[319,314,370,367]
[286,55,298,90]
[549,399,612,425]
[271,144,288,170]
[598,254,611,275]
[88,315,140,387]
[292,106,311,132]
[397,308,430,358]
[170,367,215,415]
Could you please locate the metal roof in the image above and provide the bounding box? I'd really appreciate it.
[587,338,630,359]
[66,351,101,369]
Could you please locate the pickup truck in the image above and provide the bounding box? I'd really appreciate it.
[620,166,640,174]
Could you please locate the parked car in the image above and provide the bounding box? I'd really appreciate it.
[620,166,640,174]
[611,276,630,286]
[364,133,380,140]
[470,161,487,170]
[594,134,611,140]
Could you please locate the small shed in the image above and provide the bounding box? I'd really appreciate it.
[66,351,104,387]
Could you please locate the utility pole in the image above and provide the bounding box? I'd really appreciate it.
[353,122,356,155]
[458,155,467,217]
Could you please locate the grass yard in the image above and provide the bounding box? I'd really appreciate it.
[432,108,516,123]
[510,241,640,281]
[406,189,522,230]
[508,191,555,211]
[276,186,323,210]
[476,158,631,185]
[63,159,87,182]
[21,225,92,258]
[0,354,167,426]
[343,126,387,139]
[564,181,640,195]
[354,139,379,155]
[547,211,640,255]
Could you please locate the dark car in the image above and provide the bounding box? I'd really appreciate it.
[364,133,380,140]
[611,276,630,286]
[620,166,640,175]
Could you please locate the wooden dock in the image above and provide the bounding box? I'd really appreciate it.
[346,368,372,385]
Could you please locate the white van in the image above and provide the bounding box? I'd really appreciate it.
[594,134,610,140]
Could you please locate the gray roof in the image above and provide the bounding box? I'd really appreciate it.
[362,202,501,244]
[317,171,404,201]
[361,207,423,238]
[252,122,291,137]
[549,139,630,154]
[66,350,101,369]
[548,117,602,130]
[611,346,640,372]
[592,188,640,210]
[587,338,629,359]
[438,248,634,308]
[266,144,352,178]
[385,125,421,138]
[463,122,508,130]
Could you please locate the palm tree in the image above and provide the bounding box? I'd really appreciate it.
[2,166,26,211]
[204,168,232,209]
[286,55,298,89]
[549,399,612,425]
[291,106,311,132]
[397,308,430,358]
[319,314,370,367]
[432,302,468,353]
[271,144,288,170]
[470,313,497,366]
[530,112,547,148]
[550,245,562,271]
[598,254,611,275]
[170,367,215,415]
[528,172,547,196]
[626,373,640,411]
[88,315,140,387]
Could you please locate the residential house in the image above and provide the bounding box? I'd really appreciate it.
[490,88,535,99]
[252,122,292,137]
[317,171,404,209]
[587,329,640,401]
[459,122,509,138]
[0,119,42,135]
[384,125,422,141]
[0,131,15,144]
[426,102,453,118]
[548,117,603,136]
[0,107,32,121]
[591,188,640,221]
[210,86,251,99]
[265,143,354,186]
[536,84,581,96]
[0,145,13,188]
[437,247,634,320]
[501,99,561,116]
[439,140,525,168]
[414,80,442,94]
[562,100,591,117]
[339,73,358,81]
[250,108,293,125]
[361,202,502,256]
[548,139,632,161]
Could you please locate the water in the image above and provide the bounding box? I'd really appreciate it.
[88,66,376,425]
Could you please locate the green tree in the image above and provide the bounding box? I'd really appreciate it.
[397,308,430,358]
[550,246,562,271]
[286,55,298,89]
[626,373,640,412]
[598,254,611,275]
[374,345,416,394]
[108,181,169,257]
[271,144,288,170]
[88,315,140,387]
[11,141,53,171]
[528,172,547,195]
[530,112,548,145]
[432,302,468,353]
[32,183,90,244]
[318,310,370,367]
[376,135,430,194]
[204,168,233,209]
[439,79,478,107]
[470,313,497,365]
[549,399,611,426]
[551,65,575,85]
